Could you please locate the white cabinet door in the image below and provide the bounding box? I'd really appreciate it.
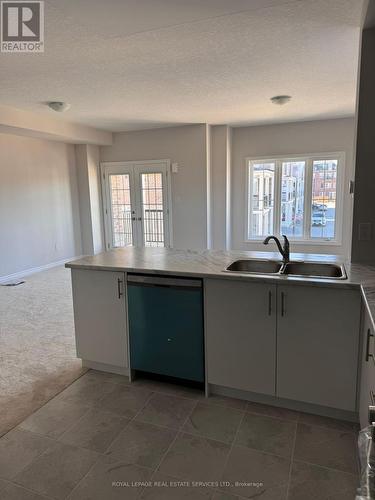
[359,304,375,428]
[205,279,277,396]
[277,285,361,411]
[71,269,128,368]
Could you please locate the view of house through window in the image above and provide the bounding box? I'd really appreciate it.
[251,162,275,237]
[311,159,338,239]
[281,161,305,238]
[248,155,341,242]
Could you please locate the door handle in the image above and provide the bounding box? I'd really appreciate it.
[268,290,272,316]
[117,278,124,299]
[281,291,286,317]
[366,328,374,362]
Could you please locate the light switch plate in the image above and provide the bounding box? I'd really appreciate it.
[172,162,179,173]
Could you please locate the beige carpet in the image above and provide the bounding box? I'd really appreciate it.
[0,266,86,436]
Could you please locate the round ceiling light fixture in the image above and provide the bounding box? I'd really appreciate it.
[47,101,71,112]
[270,95,292,106]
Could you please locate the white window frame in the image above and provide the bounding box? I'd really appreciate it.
[245,152,345,246]
[100,159,173,250]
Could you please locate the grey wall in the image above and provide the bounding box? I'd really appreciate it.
[231,118,356,257]
[100,124,208,250]
[0,133,82,277]
[351,27,375,262]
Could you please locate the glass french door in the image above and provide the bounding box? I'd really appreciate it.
[102,161,171,249]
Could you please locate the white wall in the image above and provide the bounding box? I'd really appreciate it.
[210,125,231,250]
[231,118,356,257]
[0,133,82,278]
[75,144,104,255]
[99,119,355,256]
[87,145,104,254]
[75,145,93,255]
[100,124,208,250]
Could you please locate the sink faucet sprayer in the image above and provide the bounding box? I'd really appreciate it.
[263,235,290,265]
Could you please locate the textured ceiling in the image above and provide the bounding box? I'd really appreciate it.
[0,0,364,131]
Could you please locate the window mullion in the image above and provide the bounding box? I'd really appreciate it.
[274,160,282,236]
[248,161,252,239]
[304,158,313,240]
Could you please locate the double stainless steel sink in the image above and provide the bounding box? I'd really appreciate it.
[225,259,346,279]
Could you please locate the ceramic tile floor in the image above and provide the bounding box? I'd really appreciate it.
[0,370,360,500]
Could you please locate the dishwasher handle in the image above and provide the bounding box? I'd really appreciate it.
[127,275,202,288]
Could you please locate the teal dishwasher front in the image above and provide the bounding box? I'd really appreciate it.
[127,274,204,382]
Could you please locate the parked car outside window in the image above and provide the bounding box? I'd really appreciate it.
[312,214,327,226]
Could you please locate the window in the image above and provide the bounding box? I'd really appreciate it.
[140,172,165,247]
[109,174,133,247]
[280,161,305,238]
[247,154,343,243]
[250,162,275,237]
[102,160,171,249]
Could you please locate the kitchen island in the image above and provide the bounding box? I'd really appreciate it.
[66,247,375,424]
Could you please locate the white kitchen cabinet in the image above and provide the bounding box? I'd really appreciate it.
[277,285,361,411]
[359,302,375,428]
[71,269,128,370]
[205,279,277,396]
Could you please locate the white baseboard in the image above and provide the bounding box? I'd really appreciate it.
[0,255,85,284]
